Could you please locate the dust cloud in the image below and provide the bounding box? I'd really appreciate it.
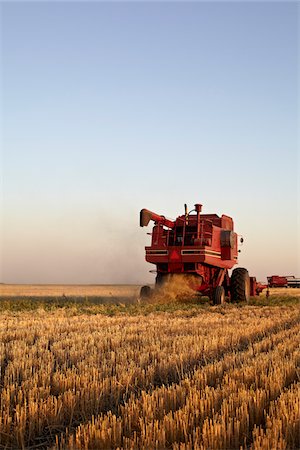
[1,205,153,284]
[144,274,202,304]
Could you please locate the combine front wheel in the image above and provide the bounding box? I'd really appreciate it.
[230,268,250,302]
[140,285,152,300]
[212,286,225,305]
[155,273,172,287]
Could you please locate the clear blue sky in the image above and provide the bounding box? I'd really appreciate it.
[0,1,299,283]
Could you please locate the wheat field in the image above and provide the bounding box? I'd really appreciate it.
[0,284,140,300]
[0,298,299,449]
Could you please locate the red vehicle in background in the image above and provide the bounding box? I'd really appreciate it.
[267,275,300,288]
[267,276,288,288]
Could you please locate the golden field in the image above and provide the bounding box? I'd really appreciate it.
[0,284,140,300]
[269,287,300,297]
[0,294,299,449]
[1,284,299,300]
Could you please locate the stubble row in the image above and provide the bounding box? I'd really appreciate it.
[0,306,299,449]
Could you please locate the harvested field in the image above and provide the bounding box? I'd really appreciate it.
[0,300,299,449]
[270,287,300,297]
[0,285,142,311]
[1,284,299,299]
[0,284,140,299]
[0,284,299,313]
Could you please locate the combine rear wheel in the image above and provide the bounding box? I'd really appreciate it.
[230,268,250,302]
[212,286,225,305]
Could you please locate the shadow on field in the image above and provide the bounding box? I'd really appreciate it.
[0,295,139,312]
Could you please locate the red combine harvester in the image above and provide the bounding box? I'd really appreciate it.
[267,276,288,288]
[140,203,265,304]
[267,275,300,288]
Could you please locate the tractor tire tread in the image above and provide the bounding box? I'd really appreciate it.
[231,268,250,302]
[213,286,225,305]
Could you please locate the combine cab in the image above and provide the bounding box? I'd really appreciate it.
[140,203,263,304]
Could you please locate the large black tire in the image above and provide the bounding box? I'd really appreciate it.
[212,286,226,305]
[155,273,172,287]
[230,268,250,302]
[140,285,152,299]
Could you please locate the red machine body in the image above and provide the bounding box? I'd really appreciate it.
[140,203,240,299]
[267,275,300,288]
[250,277,268,296]
[267,275,288,288]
